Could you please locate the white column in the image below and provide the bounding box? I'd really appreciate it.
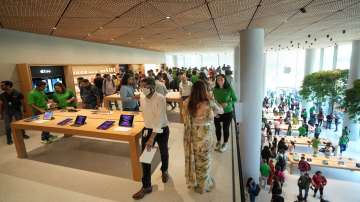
[239,28,264,182]
[233,45,240,98]
[344,40,360,140]
[172,55,178,67]
[200,54,203,67]
[319,48,324,71]
[303,48,317,110]
[333,45,338,70]
[304,48,316,75]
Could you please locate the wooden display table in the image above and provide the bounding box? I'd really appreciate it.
[288,153,360,174]
[103,92,184,122]
[103,92,182,107]
[275,135,329,146]
[11,109,144,181]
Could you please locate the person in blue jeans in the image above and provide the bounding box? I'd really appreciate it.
[246,177,258,202]
[28,81,57,144]
[0,80,29,145]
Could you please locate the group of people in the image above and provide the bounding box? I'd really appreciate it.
[1,65,238,201]
[132,66,237,199]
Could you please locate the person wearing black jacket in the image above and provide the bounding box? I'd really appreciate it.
[277,138,288,154]
[261,146,272,163]
[93,73,104,105]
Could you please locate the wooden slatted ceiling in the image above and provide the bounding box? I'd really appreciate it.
[0,0,360,51]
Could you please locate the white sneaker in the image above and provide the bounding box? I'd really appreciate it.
[220,143,229,152]
[215,142,221,151]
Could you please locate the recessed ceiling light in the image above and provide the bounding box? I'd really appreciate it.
[110,38,114,41]
[51,27,57,30]
[127,41,131,44]
[99,27,103,30]
[87,33,91,36]
[166,16,171,19]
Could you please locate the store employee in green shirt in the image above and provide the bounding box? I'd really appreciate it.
[213,74,237,152]
[28,81,57,143]
[51,82,77,109]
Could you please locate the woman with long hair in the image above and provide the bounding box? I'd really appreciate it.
[119,73,140,111]
[213,74,237,152]
[182,80,223,194]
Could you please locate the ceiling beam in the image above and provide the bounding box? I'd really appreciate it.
[246,0,263,29]
[205,0,221,40]
[51,0,73,35]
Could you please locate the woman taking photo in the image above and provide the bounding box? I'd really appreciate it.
[51,82,77,109]
[213,74,237,152]
[183,81,223,194]
[119,73,140,111]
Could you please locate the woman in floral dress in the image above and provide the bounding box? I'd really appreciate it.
[182,80,223,194]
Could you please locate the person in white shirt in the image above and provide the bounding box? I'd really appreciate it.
[179,71,192,100]
[102,74,119,110]
[132,77,170,200]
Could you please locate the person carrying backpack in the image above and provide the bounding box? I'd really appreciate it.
[246,177,260,202]
[298,173,311,201]
[298,156,311,175]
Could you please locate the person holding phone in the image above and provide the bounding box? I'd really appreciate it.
[132,77,169,200]
[28,81,57,143]
[213,74,237,152]
[51,82,77,109]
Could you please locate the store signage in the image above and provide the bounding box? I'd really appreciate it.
[40,69,52,74]
[31,66,64,78]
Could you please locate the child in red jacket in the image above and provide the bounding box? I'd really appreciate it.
[312,171,327,199]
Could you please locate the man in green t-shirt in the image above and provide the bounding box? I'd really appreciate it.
[298,125,306,137]
[51,82,77,109]
[311,136,321,157]
[28,81,57,143]
[260,159,270,188]
[339,126,350,156]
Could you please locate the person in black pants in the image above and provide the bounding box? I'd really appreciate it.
[141,127,169,189]
[0,80,29,145]
[213,74,237,152]
[214,112,233,151]
[132,77,170,200]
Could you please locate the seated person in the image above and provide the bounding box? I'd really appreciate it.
[319,142,335,157]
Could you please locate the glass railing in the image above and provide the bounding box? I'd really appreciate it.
[231,109,246,202]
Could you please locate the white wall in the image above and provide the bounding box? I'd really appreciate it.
[0,28,165,135]
[0,29,165,87]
